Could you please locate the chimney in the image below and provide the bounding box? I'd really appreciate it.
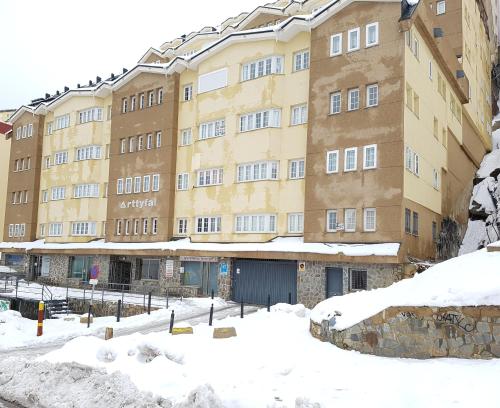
[96,76,101,83]
[77,83,81,88]
[89,80,93,86]
[45,93,50,99]
[111,73,115,80]
[56,90,60,96]
[64,86,69,92]
[122,68,128,74]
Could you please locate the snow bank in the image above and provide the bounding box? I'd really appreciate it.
[311,248,500,329]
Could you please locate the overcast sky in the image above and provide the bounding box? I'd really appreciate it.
[0,0,267,109]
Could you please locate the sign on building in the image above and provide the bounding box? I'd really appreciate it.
[166,260,174,278]
[219,262,228,276]
[298,262,306,272]
[0,300,10,312]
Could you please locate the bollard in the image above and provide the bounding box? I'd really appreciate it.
[15,278,19,298]
[116,299,122,322]
[169,310,175,333]
[37,301,44,337]
[166,289,169,309]
[147,291,152,315]
[87,304,92,328]
[209,303,214,326]
[267,294,271,312]
[288,292,292,305]
[240,300,244,319]
[83,288,86,303]
[105,327,113,340]
[211,289,214,300]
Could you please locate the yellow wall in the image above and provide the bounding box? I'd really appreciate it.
[403,26,462,214]
[0,110,14,241]
[38,95,112,242]
[175,32,310,242]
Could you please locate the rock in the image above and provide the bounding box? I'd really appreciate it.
[213,327,237,339]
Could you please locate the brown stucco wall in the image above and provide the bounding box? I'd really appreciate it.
[3,112,44,241]
[304,2,405,245]
[107,72,179,242]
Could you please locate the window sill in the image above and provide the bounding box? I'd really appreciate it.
[346,48,360,54]
[343,169,357,173]
[363,166,377,171]
[365,42,379,49]
[239,127,281,135]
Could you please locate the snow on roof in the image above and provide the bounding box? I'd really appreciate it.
[0,237,400,258]
[311,248,500,329]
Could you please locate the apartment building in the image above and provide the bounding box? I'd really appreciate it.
[0,109,15,257]
[0,0,495,307]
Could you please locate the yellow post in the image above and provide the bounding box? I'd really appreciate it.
[37,301,44,337]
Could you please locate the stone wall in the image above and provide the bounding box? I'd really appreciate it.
[310,305,500,359]
[68,298,157,318]
[298,261,405,309]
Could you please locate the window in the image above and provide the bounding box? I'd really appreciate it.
[125,220,130,235]
[366,22,379,47]
[363,145,377,169]
[71,222,96,236]
[413,152,420,176]
[237,161,279,182]
[291,104,307,125]
[148,91,154,107]
[183,84,193,101]
[75,145,101,161]
[436,0,446,15]
[156,131,162,148]
[433,169,441,190]
[11,192,16,204]
[152,174,160,191]
[51,186,66,201]
[326,210,338,232]
[139,93,145,109]
[134,176,141,193]
[138,135,144,151]
[344,148,357,171]
[178,219,188,235]
[198,68,228,94]
[157,88,163,104]
[125,177,132,194]
[241,56,284,81]
[27,124,33,137]
[327,150,339,173]
[177,173,189,190]
[54,151,68,165]
[350,270,367,290]
[293,50,310,71]
[122,98,128,113]
[116,220,122,236]
[8,224,13,237]
[40,224,45,237]
[240,109,281,132]
[412,212,419,235]
[363,208,376,231]
[21,125,27,139]
[180,129,192,146]
[141,259,160,280]
[289,159,305,179]
[134,219,140,235]
[348,88,360,111]
[288,213,303,233]
[196,216,221,233]
[130,96,136,112]
[413,36,419,59]
[429,61,433,80]
[413,92,420,117]
[142,219,148,235]
[330,33,342,56]
[405,208,411,234]
[49,223,63,237]
[344,209,357,232]
[26,157,31,170]
[330,92,341,114]
[197,168,223,187]
[366,84,378,107]
[347,28,360,52]
[200,119,225,139]
[54,114,70,130]
[78,107,103,124]
[143,175,151,192]
[74,184,99,198]
[117,179,124,195]
[235,214,276,233]
[146,133,153,149]
[120,139,126,154]
[129,137,135,153]
[42,190,48,203]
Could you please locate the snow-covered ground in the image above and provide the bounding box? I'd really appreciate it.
[1,304,499,407]
[0,297,227,351]
[311,248,500,329]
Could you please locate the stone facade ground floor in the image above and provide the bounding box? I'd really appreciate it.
[1,252,412,308]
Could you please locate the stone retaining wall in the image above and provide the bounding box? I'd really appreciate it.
[68,299,157,318]
[310,306,500,359]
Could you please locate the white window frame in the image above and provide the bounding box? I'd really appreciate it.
[51,186,66,201]
[196,168,223,187]
[195,216,222,234]
[330,33,342,56]
[287,213,304,234]
[436,0,446,15]
[326,210,338,232]
[143,175,151,192]
[365,22,379,47]
[183,84,193,101]
[125,177,132,194]
[180,129,192,146]
[348,88,360,111]
[49,223,63,237]
[199,119,225,140]
[117,179,124,195]
[134,176,141,193]
[78,107,103,124]
[330,91,341,114]
[344,208,357,232]
[156,131,162,148]
[236,161,279,183]
[326,150,339,174]
[433,169,441,190]
[148,91,154,107]
[344,148,357,172]
[152,174,160,192]
[71,222,97,237]
[54,151,68,165]
[152,218,158,235]
[363,145,377,169]
[74,184,99,198]
[239,109,281,132]
[234,214,277,233]
[241,55,284,82]
[363,208,376,232]
[177,173,189,190]
[366,84,379,107]
[75,145,101,161]
[291,104,308,126]
[293,49,310,71]
[347,27,360,52]
[177,218,188,235]
[289,159,305,179]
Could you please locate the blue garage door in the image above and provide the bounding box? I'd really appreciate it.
[232,259,297,305]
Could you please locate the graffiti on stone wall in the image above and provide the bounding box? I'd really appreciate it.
[399,312,423,321]
[434,312,476,333]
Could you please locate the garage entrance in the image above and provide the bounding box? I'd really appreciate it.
[232,259,297,305]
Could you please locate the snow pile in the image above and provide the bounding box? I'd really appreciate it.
[13,305,498,407]
[311,248,500,329]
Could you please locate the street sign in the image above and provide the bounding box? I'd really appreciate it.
[219,262,228,276]
[166,260,174,278]
[298,262,306,272]
[89,279,99,286]
[90,264,100,280]
[0,299,10,312]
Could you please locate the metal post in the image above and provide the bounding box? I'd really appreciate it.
[37,301,44,337]
[15,278,19,298]
[240,300,244,318]
[66,285,69,302]
[267,294,271,312]
[211,289,214,300]
[116,300,122,322]
[169,310,175,333]
[87,304,92,328]
[209,303,214,326]
[143,292,146,312]
[83,288,86,303]
[166,288,169,309]
[147,291,152,315]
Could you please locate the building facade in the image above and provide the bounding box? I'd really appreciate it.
[0,109,15,253]
[0,0,496,308]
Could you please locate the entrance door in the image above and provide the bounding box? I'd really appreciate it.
[109,260,132,288]
[183,261,218,296]
[201,263,218,296]
[326,267,343,298]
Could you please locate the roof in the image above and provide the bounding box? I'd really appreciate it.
[0,121,12,135]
